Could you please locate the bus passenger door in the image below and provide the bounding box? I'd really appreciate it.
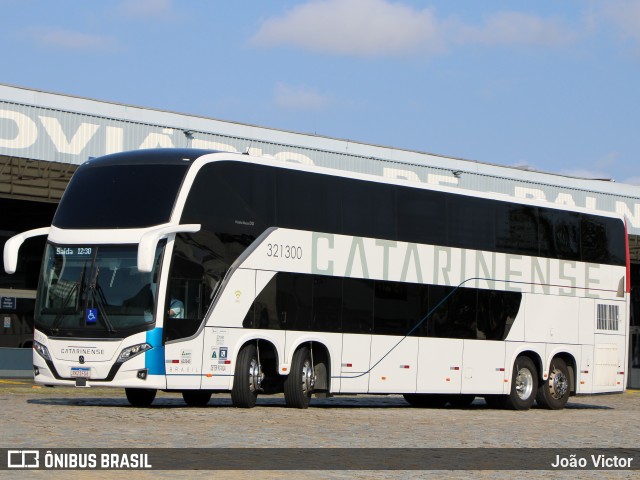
[163,271,214,390]
[163,273,207,389]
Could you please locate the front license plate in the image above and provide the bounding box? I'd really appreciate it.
[70,367,91,378]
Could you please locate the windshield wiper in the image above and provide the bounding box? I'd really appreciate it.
[50,262,87,335]
[88,267,117,334]
[50,281,80,335]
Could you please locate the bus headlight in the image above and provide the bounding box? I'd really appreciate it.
[34,341,51,361]
[117,343,152,363]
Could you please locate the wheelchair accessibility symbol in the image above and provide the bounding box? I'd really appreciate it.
[86,308,98,324]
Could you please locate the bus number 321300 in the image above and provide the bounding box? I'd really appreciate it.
[266,243,303,260]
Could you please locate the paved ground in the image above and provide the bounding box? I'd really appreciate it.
[1,379,639,479]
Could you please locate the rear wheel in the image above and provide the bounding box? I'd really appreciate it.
[403,394,448,408]
[182,390,212,407]
[536,357,571,410]
[125,388,156,407]
[284,346,315,409]
[503,356,538,411]
[231,343,262,408]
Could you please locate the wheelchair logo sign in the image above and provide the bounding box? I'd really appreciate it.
[86,308,98,324]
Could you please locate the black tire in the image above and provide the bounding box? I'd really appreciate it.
[503,356,538,411]
[125,388,156,407]
[403,394,449,408]
[484,395,506,409]
[536,357,571,410]
[284,346,314,409]
[231,343,261,408]
[447,394,476,408]
[182,390,212,407]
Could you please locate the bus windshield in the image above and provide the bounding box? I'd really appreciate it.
[35,243,164,337]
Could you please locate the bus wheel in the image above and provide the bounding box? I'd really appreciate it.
[536,358,570,410]
[231,343,262,408]
[503,356,538,411]
[284,346,314,409]
[182,390,212,407]
[125,388,156,407]
[403,394,448,408]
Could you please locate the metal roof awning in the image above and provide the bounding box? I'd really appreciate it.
[0,155,75,203]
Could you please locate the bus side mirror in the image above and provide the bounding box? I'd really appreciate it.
[3,227,51,274]
[137,224,201,273]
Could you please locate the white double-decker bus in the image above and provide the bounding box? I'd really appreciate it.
[3,149,630,410]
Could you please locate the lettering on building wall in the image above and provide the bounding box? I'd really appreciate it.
[0,106,638,231]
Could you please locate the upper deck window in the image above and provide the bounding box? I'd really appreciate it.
[53,153,193,229]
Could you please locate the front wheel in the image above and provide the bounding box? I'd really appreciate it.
[503,356,538,411]
[231,343,262,408]
[182,390,212,407]
[125,388,156,407]
[284,346,315,409]
[536,358,571,410]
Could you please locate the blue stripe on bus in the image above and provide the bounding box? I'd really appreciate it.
[145,328,165,375]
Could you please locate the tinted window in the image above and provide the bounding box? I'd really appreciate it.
[423,285,454,337]
[164,234,219,342]
[445,287,478,339]
[312,275,342,332]
[476,290,521,341]
[539,209,580,261]
[397,188,447,246]
[604,217,626,266]
[425,286,522,340]
[495,204,539,255]
[248,273,523,341]
[278,273,313,331]
[252,275,279,329]
[581,215,625,265]
[182,162,275,238]
[186,162,625,267]
[342,277,374,334]
[250,273,312,331]
[54,164,189,229]
[277,171,342,233]
[343,181,396,240]
[374,281,428,336]
[449,195,495,251]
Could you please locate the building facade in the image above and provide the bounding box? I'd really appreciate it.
[1,83,638,386]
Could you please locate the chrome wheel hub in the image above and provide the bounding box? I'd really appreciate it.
[549,368,569,399]
[515,367,534,400]
[301,359,315,395]
[248,357,263,393]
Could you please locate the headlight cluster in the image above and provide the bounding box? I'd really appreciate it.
[34,341,51,361]
[117,343,152,363]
